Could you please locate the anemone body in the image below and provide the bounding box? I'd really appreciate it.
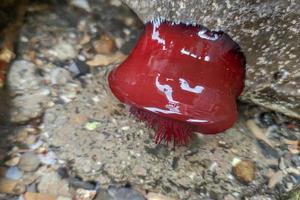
[108,20,245,144]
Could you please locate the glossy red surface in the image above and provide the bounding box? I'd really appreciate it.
[109,20,245,135]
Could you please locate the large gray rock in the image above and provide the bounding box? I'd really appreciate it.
[122,0,300,119]
[6,60,50,123]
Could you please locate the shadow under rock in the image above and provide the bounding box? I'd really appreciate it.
[0,88,15,167]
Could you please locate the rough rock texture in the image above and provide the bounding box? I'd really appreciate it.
[122,0,300,119]
[42,68,277,200]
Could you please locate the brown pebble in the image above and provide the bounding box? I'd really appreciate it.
[232,160,255,184]
[86,52,126,67]
[0,178,26,195]
[93,35,116,54]
[75,188,97,200]
[24,192,57,200]
[5,156,20,166]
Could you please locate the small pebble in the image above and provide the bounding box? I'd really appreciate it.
[71,0,91,12]
[0,178,26,195]
[18,152,40,172]
[65,60,90,77]
[94,189,113,200]
[75,188,97,200]
[232,159,255,184]
[85,121,100,131]
[38,151,56,165]
[5,157,20,167]
[121,126,130,131]
[132,166,147,177]
[29,140,43,150]
[110,0,122,7]
[5,167,23,180]
[218,140,232,149]
[93,35,116,54]
[68,177,96,190]
[292,155,300,167]
[268,170,284,189]
[86,52,126,67]
[37,171,71,197]
[108,186,145,200]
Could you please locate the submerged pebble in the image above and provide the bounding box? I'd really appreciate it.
[5,167,23,180]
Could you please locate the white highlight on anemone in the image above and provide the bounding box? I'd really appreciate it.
[187,119,208,123]
[153,74,180,114]
[179,78,204,94]
[151,18,166,50]
[181,48,190,55]
[198,29,219,41]
[155,74,178,103]
[204,56,210,62]
[144,107,180,114]
[180,48,202,60]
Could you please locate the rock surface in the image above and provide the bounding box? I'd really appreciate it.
[41,68,276,199]
[122,0,300,119]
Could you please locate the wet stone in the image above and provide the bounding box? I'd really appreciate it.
[75,188,97,200]
[37,171,71,197]
[107,186,145,200]
[49,68,72,86]
[291,155,300,167]
[68,177,97,190]
[7,60,42,92]
[65,59,90,78]
[257,112,276,127]
[256,140,279,159]
[94,189,113,200]
[5,166,23,180]
[18,152,41,172]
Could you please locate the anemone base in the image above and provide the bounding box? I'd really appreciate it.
[130,106,196,145]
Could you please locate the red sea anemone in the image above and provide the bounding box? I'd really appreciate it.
[108,19,245,145]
